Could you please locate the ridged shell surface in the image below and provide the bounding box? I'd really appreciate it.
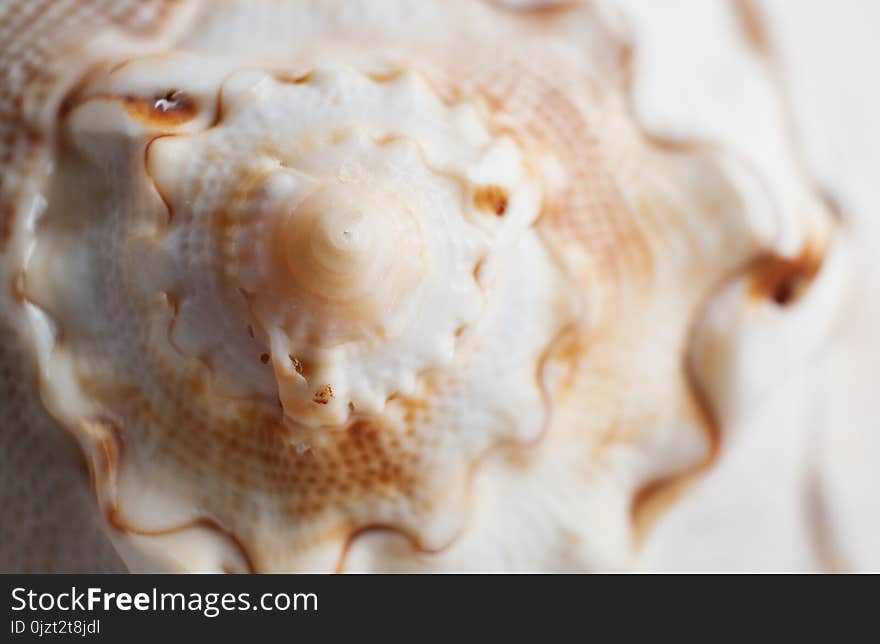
[0,0,871,572]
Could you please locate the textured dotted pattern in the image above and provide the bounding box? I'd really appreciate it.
[474,61,653,284]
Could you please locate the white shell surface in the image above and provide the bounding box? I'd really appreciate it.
[0,0,874,572]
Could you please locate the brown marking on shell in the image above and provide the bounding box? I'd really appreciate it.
[58,61,195,131]
[9,268,26,303]
[533,321,583,447]
[204,73,227,130]
[124,90,197,126]
[749,245,823,306]
[109,58,136,75]
[473,185,509,216]
[334,522,448,573]
[56,63,106,123]
[366,69,407,84]
[471,257,486,284]
[313,385,333,405]
[75,418,124,498]
[108,514,257,574]
[629,375,718,543]
[272,70,314,85]
[627,243,788,544]
[101,443,257,580]
[732,0,770,53]
[629,409,720,545]
[160,291,184,354]
[487,1,582,18]
[630,474,693,545]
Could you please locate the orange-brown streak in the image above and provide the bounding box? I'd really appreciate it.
[732,0,770,53]
[89,423,257,574]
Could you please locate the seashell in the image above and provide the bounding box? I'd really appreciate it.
[0,0,872,572]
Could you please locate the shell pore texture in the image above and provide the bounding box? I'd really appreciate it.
[0,0,851,572]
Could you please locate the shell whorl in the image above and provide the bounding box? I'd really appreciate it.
[105,64,540,427]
